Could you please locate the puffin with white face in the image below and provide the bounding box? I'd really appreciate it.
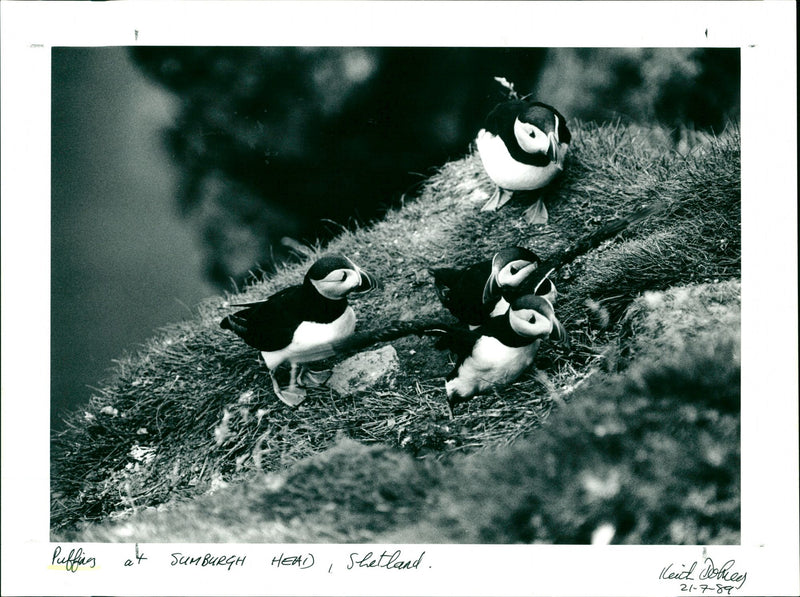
[443,293,567,416]
[220,255,374,406]
[431,246,550,328]
[476,99,571,222]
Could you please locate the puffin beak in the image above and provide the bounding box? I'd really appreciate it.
[534,296,568,345]
[522,268,555,296]
[533,295,556,321]
[482,253,504,304]
[547,132,562,168]
[354,267,376,293]
[344,256,376,293]
[550,316,569,345]
[533,270,557,303]
[482,273,499,304]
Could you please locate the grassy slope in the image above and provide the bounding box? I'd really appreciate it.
[62,280,741,544]
[52,121,741,540]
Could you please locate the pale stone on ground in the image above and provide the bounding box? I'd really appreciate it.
[328,345,400,395]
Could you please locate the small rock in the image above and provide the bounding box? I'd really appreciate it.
[214,409,232,446]
[129,445,156,464]
[328,345,400,395]
[238,389,255,404]
[469,188,490,203]
[591,522,616,545]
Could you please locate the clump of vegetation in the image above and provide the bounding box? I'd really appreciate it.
[52,120,740,540]
[395,281,741,545]
[59,280,740,544]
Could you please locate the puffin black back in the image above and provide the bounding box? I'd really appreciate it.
[430,261,494,327]
[218,254,374,406]
[220,281,348,352]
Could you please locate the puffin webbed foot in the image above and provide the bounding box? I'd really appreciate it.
[269,365,309,407]
[276,386,308,407]
[523,199,549,225]
[481,187,514,211]
[297,367,332,388]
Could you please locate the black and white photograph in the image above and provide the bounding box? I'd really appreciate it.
[1,2,798,596]
[50,44,743,544]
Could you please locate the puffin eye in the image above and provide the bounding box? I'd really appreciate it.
[340,271,348,282]
[528,129,536,138]
[508,260,529,276]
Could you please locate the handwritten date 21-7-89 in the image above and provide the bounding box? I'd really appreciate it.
[659,557,747,594]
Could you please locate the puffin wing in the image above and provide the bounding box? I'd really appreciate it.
[220,286,302,351]
[483,100,525,136]
[433,325,484,361]
[430,260,493,327]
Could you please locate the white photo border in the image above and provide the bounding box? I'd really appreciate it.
[1,2,797,596]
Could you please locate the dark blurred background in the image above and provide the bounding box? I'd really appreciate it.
[51,47,739,429]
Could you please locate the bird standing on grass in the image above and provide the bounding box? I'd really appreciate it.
[476,81,570,223]
[442,293,567,416]
[220,255,375,407]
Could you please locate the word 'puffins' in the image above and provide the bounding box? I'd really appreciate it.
[476,94,570,223]
[431,246,545,328]
[443,293,567,416]
[220,255,374,406]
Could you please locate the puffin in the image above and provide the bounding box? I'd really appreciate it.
[430,246,549,328]
[476,98,570,223]
[443,293,567,416]
[220,255,375,406]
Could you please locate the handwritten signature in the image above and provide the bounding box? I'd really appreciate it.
[660,557,747,591]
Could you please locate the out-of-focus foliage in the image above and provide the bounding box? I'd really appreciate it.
[130,47,547,286]
[534,48,739,131]
[130,47,739,288]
